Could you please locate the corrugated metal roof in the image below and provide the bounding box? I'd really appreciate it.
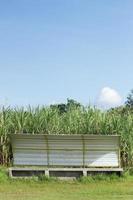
[11,134,120,167]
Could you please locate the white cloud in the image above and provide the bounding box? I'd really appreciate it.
[98,87,122,108]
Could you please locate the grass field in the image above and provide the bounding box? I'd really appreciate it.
[0,177,133,200]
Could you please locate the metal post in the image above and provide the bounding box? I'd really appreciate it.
[81,135,85,168]
[44,135,50,166]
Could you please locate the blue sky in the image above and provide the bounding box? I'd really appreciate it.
[0,0,133,107]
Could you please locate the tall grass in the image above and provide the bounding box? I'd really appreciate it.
[0,105,133,167]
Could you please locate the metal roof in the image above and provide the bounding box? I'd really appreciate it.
[11,134,120,168]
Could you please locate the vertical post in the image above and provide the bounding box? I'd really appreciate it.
[83,169,87,177]
[118,136,121,168]
[44,135,50,166]
[81,135,85,168]
[9,168,13,178]
[45,169,49,177]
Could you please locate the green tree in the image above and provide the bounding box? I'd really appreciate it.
[66,98,81,109]
[125,89,133,108]
[50,99,81,114]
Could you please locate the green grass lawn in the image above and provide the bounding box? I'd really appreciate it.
[0,177,133,200]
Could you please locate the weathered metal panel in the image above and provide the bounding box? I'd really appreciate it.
[11,134,120,167]
[12,135,48,166]
[84,135,119,167]
[47,135,83,166]
[50,150,83,166]
[47,135,82,150]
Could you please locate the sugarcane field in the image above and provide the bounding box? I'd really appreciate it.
[0,0,133,199]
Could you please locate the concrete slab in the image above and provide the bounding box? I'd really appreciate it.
[9,167,123,178]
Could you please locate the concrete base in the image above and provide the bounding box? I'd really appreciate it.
[9,167,123,179]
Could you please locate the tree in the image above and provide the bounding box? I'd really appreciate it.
[66,98,81,109]
[50,99,81,114]
[125,89,133,108]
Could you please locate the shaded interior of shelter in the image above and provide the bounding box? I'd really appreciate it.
[87,171,122,176]
[10,169,122,178]
[11,170,45,177]
[49,171,83,178]
[11,169,83,178]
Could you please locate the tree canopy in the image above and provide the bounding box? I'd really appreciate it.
[125,89,133,108]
